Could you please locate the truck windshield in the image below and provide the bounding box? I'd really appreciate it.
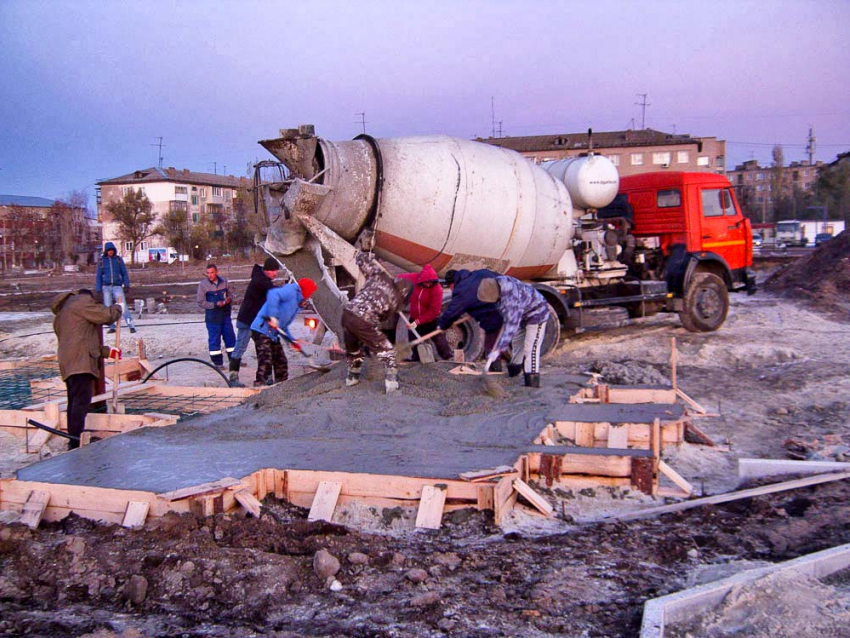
[777,222,799,232]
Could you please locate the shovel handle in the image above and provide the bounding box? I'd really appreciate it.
[407,316,470,348]
[397,311,423,340]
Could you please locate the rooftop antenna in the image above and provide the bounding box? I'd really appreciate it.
[355,112,367,134]
[151,136,165,168]
[634,93,650,129]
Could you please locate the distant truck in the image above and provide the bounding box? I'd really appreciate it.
[775,220,845,247]
[257,128,755,357]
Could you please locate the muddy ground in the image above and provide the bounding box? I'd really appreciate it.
[2,251,850,637]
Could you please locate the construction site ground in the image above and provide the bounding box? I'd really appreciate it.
[1,246,850,637]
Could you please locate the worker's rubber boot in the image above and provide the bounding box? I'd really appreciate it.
[507,363,523,378]
[489,359,503,373]
[523,372,541,388]
[385,370,400,394]
[228,358,245,388]
[345,362,363,387]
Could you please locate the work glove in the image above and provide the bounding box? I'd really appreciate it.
[290,340,303,353]
[268,317,280,330]
[108,348,122,360]
[409,320,419,331]
[123,286,130,293]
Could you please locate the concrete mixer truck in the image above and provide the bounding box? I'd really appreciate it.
[255,125,755,359]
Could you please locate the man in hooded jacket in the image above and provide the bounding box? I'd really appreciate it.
[95,242,136,334]
[396,264,452,360]
[52,289,122,449]
[229,257,280,387]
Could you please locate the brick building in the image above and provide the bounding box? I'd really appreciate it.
[480,129,726,177]
[0,195,100,270]
[727,159,824,222]
[96,167,250,261]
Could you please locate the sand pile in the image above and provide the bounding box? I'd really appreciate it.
[764,230,850,316]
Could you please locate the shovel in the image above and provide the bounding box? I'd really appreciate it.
[395,316,469,360]
[263,318,335,373]
[397,312,436,363]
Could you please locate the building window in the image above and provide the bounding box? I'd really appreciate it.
[631,153,644,166]
[192,195,198,206]
[697,157,710,167]
[192,213,200,223]
[192,186,197,192]
[139,241,148,251]
[757,185,764,192]
[677,151,689,164]
[607,155,620,166]
[756,172,764,180]
[199,188,206,198]
[212,186,222,197]
[652,152,671,165]
[121,187,132,196]
[716,156,725,168]
[175,186,188,196]
[657,190,681,208]
[124,241,133,252]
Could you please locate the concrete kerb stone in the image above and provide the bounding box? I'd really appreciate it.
[738,457,850,480]
[639,542,850,638]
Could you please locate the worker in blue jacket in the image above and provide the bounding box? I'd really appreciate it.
[250,278,317,386]
[196,263,235,367]
[437,268,505,371]
[95,242,137,334]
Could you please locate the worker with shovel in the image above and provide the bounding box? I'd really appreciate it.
[342,251,413,393]
[249,278,317,386]
[229,257,280,387]
[51,289,122,450]
[396,264,452,361]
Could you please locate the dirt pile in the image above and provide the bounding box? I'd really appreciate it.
[763,231,850,316]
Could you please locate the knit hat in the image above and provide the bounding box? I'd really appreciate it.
[263,257,279,271]
[298,278,318,299]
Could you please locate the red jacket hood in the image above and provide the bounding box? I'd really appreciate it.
[415,264,438,285]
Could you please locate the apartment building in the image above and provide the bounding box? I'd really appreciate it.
[96,167,250,260]
[727,159,823,221]
[480,129,726,177]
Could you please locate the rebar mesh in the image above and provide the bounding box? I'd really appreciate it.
[0,360,63,409]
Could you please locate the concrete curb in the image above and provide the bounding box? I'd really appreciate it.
[640,542,850,638]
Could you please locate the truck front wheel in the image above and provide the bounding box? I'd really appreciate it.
[679,273,729,332]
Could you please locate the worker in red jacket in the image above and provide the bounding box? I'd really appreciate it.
[396,264,452,360]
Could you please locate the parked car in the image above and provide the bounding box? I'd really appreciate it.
[815,233,833,246]
[752,232,763,247]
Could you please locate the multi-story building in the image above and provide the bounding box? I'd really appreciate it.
[0,194,99,270]
[480,128,726,177]
[96,167,250,261]
[727,159,824,221]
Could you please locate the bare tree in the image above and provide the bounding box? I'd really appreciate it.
[770,145,786,221]
[104,190,158,264]
[48,191,88,265]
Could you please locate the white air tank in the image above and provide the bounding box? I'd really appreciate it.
[541,155,620,210]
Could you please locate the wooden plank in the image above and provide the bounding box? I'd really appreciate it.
[20,490,50,529]
[528,452,632,478]
[575,422,594,447]
[234,489,263,518]
[651,418,661,497]
[477,484,495,511]
[684,421,716,446]
[27,426,52,450]
[285,469,479,502]
[307,481,342,522]
[493,474,516,525]
[513,479,553,517]
[157,478,244,502]
[611,471,850,522]
[607,423,630,449]
[415,484,447,530]
[659,460,693,495]
[525,445,652,458]
[122,501,149,528]
[607,387,676,404]
[677,388,708,415]
[459,465,517,482]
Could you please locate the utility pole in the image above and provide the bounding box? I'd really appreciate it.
[496,121,504,138]
[151,137,165,168]
[634,93,650,130]
[355,112,367,134]
[806,126,816,165]
[212,162,217,175]
[491,96,496,138]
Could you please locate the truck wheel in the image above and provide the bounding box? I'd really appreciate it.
[442,313,486,361]
[679,273,729,332]
[541,303,561,358]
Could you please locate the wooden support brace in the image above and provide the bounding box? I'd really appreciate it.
[684,421,716,447]
[651,418,661,497]
[513,479,553,518]
[677,388,708,415]
[122,501,150,529]
[157,477,244,502]
[20,490,50,529]
[658,460,693,496]
[415,484,448,530]
[307,481,342,522]
[189,493,224,517]
[493,474,517,526]
[234,489,263,518]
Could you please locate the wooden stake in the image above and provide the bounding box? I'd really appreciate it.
[415,484,447,529]
[307,481,342,522]
[513,479,554,517]
[651,417,661,497]
[111,315,121,414]
[20,490,50,529]
[234,489,263,518]
[122,501,150,528]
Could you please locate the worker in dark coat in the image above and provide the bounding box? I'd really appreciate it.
[229,257,280,387]
[342,252,413,393]
[52,289,122,450]
[94,241,136,334]
[196,264,235,368]
[250,278,317,387]
[437,268,505,371]
[396,263,452,360]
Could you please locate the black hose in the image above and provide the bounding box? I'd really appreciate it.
[27,418,78,441]
[141,357,231,386]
